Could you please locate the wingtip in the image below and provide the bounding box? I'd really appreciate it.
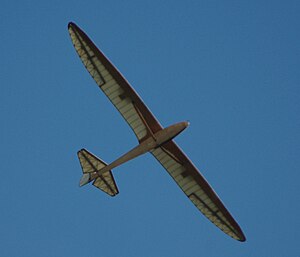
[237,233,246,242]
[77,148,86,155]
[68,21,76,29]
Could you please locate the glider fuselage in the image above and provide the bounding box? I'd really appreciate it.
[90,121,189,179]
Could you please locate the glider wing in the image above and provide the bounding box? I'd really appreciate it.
[68,22,162,142]
[151,141,246,242]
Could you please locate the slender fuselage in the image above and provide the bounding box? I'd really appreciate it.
[90,121,189,179]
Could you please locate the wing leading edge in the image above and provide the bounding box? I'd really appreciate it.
[68,22,245,241]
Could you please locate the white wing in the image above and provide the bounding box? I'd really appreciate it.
[151,141,246,241]
[68,22,162,142]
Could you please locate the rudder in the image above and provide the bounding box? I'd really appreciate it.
[77,149,119,196]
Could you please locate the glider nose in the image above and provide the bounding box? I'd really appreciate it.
[178,121,189,132]
[185,120,190,128]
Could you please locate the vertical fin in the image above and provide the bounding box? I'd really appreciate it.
[77,149,119,196]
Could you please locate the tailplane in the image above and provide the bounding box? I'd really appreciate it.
[77,149,119,196]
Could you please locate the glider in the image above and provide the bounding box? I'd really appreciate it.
[68,22,246,242]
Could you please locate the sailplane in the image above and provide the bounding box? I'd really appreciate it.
[68,22,246,242]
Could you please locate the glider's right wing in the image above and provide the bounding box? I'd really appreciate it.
[68,22,162,142]
[151,141,246,242]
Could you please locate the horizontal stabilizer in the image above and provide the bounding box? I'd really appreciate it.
[77,149,119,196]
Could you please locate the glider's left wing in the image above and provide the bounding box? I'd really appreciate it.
[68,22,162,142]
[151,140,246,241]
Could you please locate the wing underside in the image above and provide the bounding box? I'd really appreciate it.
[68,22,162,142]
[151,141,246,241]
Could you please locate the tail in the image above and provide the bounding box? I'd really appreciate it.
[77,149,119,196]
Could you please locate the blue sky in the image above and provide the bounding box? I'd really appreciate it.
[1,0,299,256]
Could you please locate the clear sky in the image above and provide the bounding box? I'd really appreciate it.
[1,0,299,256]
